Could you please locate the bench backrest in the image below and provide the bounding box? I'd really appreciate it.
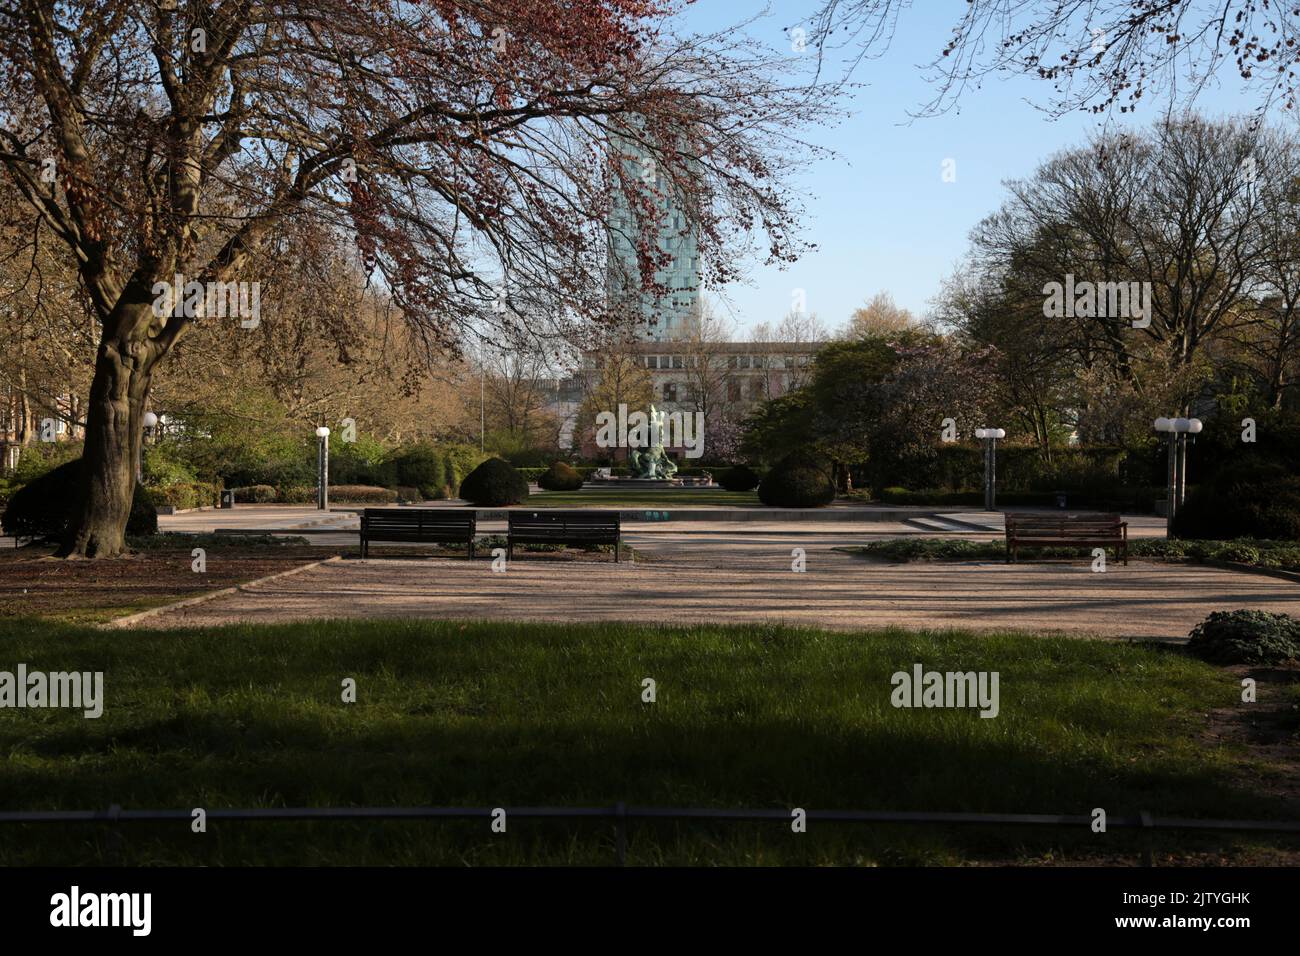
[1006,513,1123,534]
[363,508,476,532]
[508,510,619,533]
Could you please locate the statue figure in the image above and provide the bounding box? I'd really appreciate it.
[628,405,678,480]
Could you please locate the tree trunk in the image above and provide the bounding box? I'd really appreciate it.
[58,325,154,558]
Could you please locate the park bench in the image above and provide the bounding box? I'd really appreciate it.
[359,508,477,558]
[1004,513,1128,565]
[507,510,621,562]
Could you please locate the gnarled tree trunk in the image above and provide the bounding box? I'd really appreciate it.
[58,310,156,558]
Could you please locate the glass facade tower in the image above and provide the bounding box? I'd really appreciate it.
[606,133,701,342]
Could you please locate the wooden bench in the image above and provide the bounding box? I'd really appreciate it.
[507,510,621,562]
[360,508,476,558]
[1005,513,1128,565]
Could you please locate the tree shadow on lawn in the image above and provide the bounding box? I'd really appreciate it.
[5,713,1292,865]
[8,707,1282,822]
[1,616,1290,863]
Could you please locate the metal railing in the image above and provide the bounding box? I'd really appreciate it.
[4,804,1298,865]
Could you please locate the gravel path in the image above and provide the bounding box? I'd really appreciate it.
[132,543,1300,640]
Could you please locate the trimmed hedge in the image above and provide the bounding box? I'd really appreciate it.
[233,484,278,503]
[718,464,761,492]
[1175,461,1300,541]
[458,458,529,506]
[275,484,315,504]
[145,481,222,511]
[1187,610,1300,665]
[1,459,157,540]
[874,486,1159,511]
[537,462,584,491]
[328,485,398,503]
[758,458,835,508]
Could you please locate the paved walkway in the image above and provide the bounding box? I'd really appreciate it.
[158,505,1171,543]
[135,543,1300,640]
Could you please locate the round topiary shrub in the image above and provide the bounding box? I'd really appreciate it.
[757,458,836,508]
[1187,610,1300,665]
[537,461,584,491]
[458,458,529,506]
[1,459,157,541]
[718,464,760,492]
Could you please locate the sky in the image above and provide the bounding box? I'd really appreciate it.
[674,0,1258,336]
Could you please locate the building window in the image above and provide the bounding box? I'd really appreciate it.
[728,383,741,402]
[663,383,678,402]
[738,355,751,369]
[673,355,684,369]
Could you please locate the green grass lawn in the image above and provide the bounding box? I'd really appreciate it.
[525,488,760,507]
[0,617,1287,865]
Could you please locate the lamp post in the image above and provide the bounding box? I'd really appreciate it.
[1154,416,1202,535]
[315,426,331,510]
[138,411,159,483]
[974,428,1005,512]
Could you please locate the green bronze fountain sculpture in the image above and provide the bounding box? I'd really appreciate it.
[627,405,679,480]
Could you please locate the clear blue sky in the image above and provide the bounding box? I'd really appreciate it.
[676,1,1253,335]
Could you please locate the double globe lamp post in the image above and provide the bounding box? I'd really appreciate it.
[315,425,331,510]
[974,427,1006,512]
[1154,416,1202,535]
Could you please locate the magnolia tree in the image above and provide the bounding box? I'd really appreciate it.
[0,0,828,556]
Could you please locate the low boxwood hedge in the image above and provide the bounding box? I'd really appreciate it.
[328,485,398,503]
[233,484,278,503]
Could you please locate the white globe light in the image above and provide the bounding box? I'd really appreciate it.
[1154,417,1173,432]
[142,411,158,428]
[992,428,1006,439]
[1187,418,1203,434]
[1173,417,1192,433]
[975,428,988,439]
[315,426,331,438]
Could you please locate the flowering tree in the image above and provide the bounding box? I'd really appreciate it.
[0,0,825,555]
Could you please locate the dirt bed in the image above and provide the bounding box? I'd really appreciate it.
[0,543,332,623]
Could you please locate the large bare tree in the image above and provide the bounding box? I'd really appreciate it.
[0,0,825,555]
[804,0,1300,117]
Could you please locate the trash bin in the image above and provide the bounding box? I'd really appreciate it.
[219,490,235,510]
[1055,492,1067,509]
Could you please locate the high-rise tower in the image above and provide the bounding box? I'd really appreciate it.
[606,133,701,342]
